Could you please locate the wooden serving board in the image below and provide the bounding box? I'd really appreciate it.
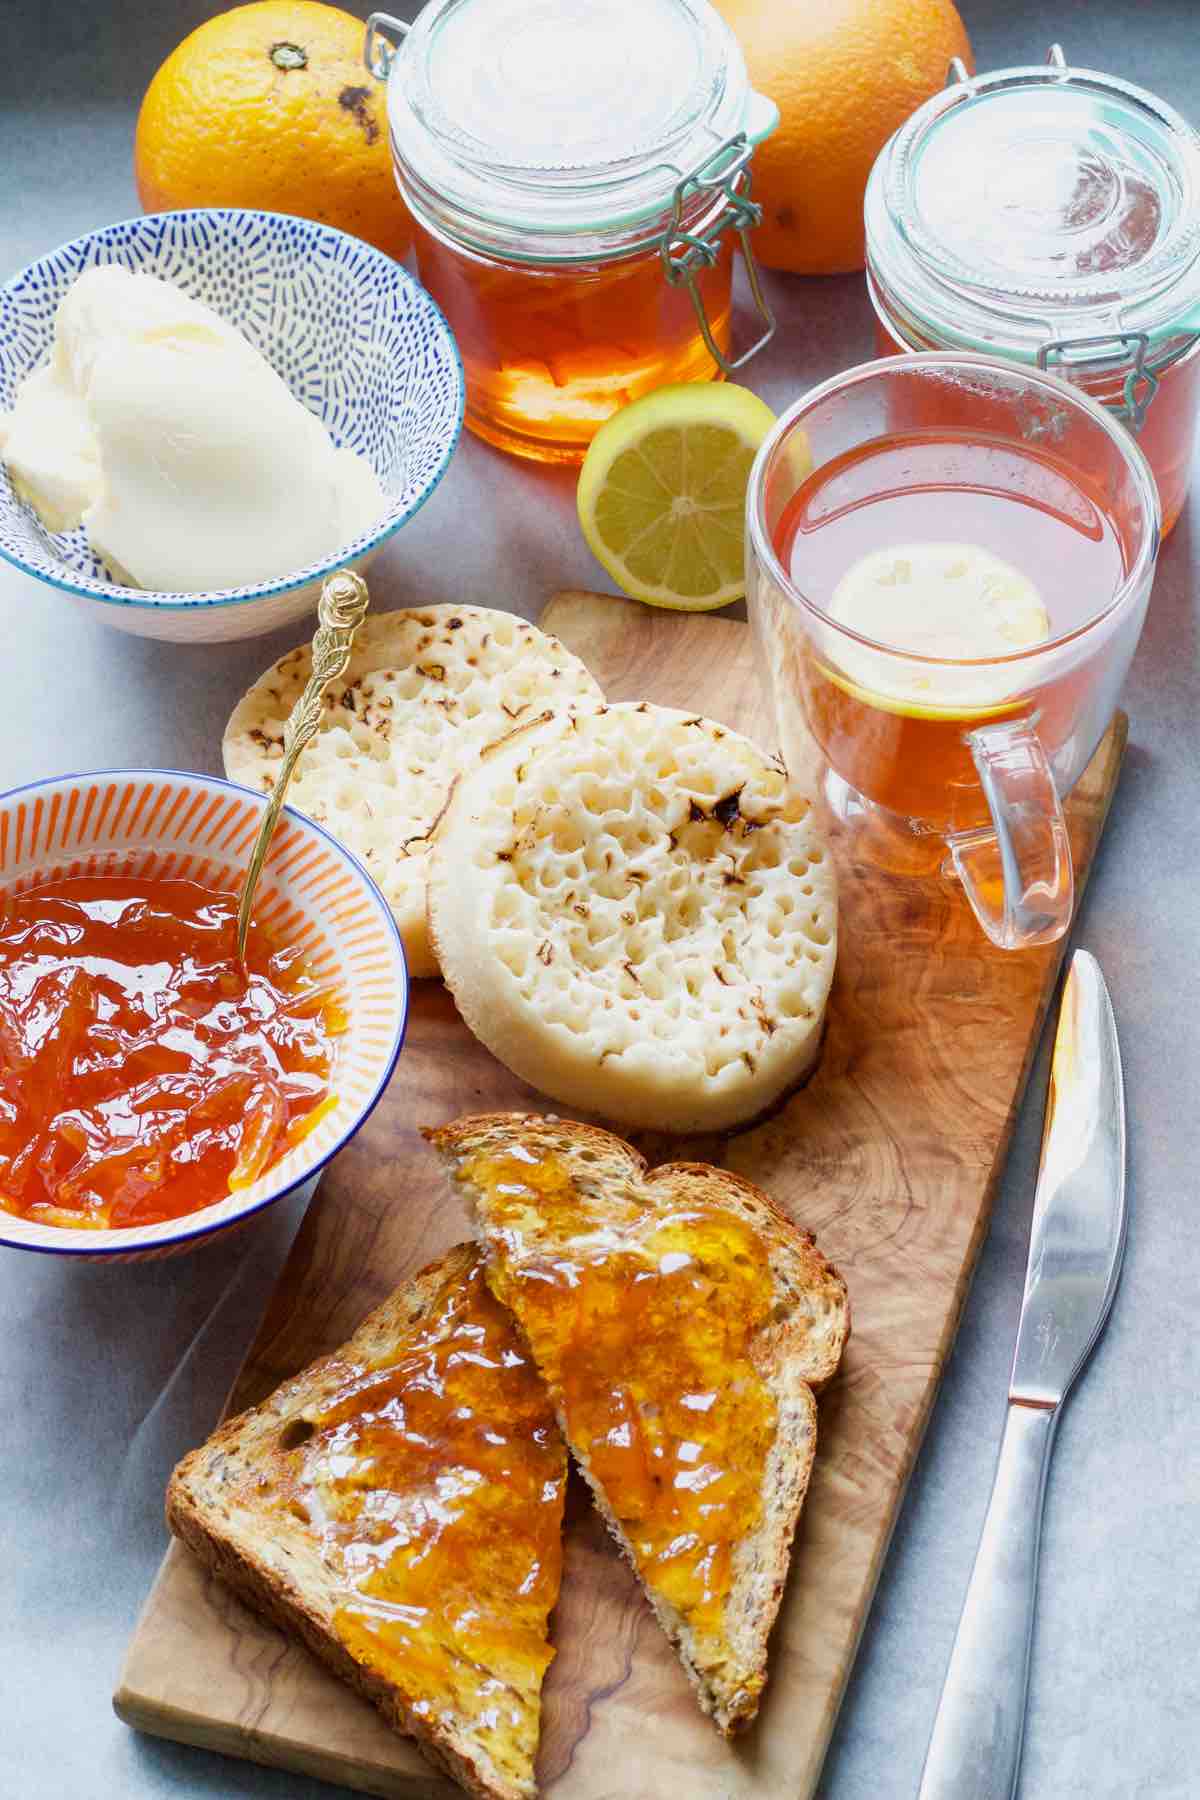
[116,592,1128,1800]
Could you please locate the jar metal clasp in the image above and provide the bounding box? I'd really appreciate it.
[1036,331,1160,433]
[658,135,776,377]
[365,11,409,80]
[947,40,1066,85]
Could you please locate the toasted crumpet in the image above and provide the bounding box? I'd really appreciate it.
[224,606,604,977]
[428,702,837,1130]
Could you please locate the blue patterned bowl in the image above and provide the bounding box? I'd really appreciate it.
[0,210,463,642]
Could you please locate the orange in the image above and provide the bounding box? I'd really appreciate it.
[135,1,411,261]
[715,0,973,275]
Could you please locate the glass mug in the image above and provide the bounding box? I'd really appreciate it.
[746,354,1161,950]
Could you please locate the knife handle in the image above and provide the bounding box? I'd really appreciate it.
[917,1400,1059,1800]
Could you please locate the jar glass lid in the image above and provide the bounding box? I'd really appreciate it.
[866,54,1200,356]
[385,0,775,245]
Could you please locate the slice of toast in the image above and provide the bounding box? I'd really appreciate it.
[166,1244,567,1800]
[425,1114,850,1735]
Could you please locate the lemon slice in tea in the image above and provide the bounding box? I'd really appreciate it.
[577,383,778,610]
[828,541,1051,719]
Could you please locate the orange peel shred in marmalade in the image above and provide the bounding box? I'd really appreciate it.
[286,1254,565,1755]
[0,875,344,1230]
[462,1145,778,1640]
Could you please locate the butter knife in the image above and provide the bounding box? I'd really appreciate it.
[917,949,1127,1800]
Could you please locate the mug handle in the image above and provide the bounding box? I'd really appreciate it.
[945,716,1074,951]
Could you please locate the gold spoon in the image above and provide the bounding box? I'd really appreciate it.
[236,569,371,962]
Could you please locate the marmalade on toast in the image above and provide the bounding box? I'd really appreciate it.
[461,1143,777,1640]
[280,1252,564,1755]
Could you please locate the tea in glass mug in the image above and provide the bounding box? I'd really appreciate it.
[746,355,1161,950]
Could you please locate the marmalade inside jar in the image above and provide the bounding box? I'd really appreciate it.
[413,218,733,464]
[0,874,344,1230]
[460,1143,778,1645]
[387,0,760,463]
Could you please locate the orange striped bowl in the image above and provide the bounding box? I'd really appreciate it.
[0,770,408,1260]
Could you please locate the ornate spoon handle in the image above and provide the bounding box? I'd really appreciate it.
[236,570,371,961]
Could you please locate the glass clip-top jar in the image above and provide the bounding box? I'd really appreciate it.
[866,44,1200,533]
[365,0,778,464]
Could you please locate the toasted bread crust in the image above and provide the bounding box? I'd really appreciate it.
[167,1244,557,1800]
[425,1112,850,1733]
[168,1495,484,1798]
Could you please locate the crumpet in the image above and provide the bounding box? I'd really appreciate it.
[224,606,604,977]
[428,702,837,1130]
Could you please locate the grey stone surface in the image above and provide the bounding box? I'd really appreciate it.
[1,2,1198,1797]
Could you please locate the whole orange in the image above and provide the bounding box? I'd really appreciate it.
[715,0,973,275]
[135,1,411,261]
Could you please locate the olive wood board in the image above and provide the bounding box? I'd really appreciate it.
[116,590,1128,1800]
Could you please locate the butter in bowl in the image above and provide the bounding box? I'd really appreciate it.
[0,209,463,642]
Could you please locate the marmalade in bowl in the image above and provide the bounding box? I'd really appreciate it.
[0,874,345,1230]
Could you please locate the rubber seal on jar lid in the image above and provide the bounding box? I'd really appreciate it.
[384,0,773,251]
[866,54,1200,358]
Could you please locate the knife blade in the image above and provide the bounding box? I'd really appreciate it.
[1009,951,1127,1408]
[917,949,1127,1800]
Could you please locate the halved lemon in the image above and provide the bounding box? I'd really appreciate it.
[577,383,778,610]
